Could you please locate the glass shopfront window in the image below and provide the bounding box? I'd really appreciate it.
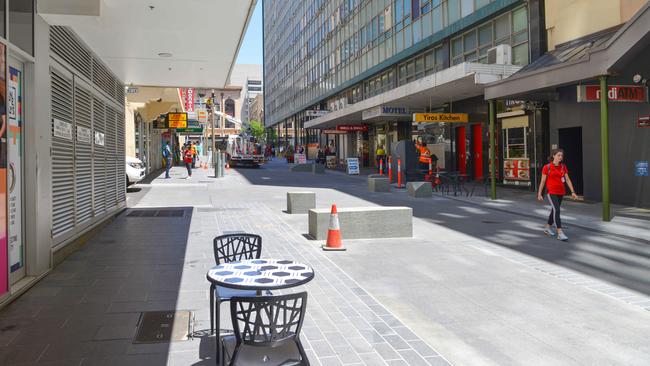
[9,0,34,55]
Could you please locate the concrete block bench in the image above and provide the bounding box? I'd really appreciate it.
[312,164,325,174]
[368,175,390,192]
[287,192,316,214]
[308,206,412,240]
[407,182,432,198]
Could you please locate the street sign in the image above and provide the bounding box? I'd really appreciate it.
[635,161,648,177]
[346,158,360,175]
[167,112,188,128]
[413,113,468,123]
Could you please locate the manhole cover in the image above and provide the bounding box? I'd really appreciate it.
[133,311,192,343]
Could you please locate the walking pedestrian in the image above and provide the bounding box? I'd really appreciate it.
[190,142,197,168]
[537,148,579,241]
[183,144,193,179]
[163,142,172,178]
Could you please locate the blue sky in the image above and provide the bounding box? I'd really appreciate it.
[236,1,263,65]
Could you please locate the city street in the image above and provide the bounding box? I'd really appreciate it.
[2,162,648,365]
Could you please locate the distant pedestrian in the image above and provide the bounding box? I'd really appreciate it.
[375,145,385,168]
[191,142,198,168]
[537,148,578,241]
[163,142,172,178]
[183,144,193,179]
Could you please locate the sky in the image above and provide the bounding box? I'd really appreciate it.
[236,1,263,65]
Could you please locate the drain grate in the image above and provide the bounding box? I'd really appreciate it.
[126,209,185,218]
[133,311,192,343]
[196,207,249,213]
[481,220,501,224]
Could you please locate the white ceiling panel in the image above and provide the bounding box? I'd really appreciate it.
[39,0,256,88]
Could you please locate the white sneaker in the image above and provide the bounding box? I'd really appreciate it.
[557,232,569,241]
[543,227,556,236]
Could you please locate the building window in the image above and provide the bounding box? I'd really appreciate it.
[225,99,235,118]
[9,0,34,55]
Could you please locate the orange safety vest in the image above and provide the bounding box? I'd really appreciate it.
[418,145,431,163]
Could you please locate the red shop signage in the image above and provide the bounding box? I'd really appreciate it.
[336,124,368,132]
[577,85,647,102]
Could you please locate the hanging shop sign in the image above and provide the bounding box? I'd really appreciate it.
[577,85,647,102]
[167,112,188,128]
[362,106,410,120]
[175,120,203,133]
[413,113,469,123]
[635,161,649,177]
[197,109,208,123]
[153,118,167,129]
[53,119,73,140]
[337,124,368,132]
[76,126,92,144]
[638,115,650,128]
[322,129,347,134]
[346,158,360,175]
[127,87,139,94]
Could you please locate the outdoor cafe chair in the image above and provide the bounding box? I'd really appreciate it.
[220,292,310,366]
[211,233,269,335]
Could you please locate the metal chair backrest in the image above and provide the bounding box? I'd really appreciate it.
[213,233,262,265]
[230,292,308,347]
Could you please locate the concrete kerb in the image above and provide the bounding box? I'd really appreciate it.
[407,182,432,198]
[368,175,390,192]
[308,206,413,240]
[286,192,316,214]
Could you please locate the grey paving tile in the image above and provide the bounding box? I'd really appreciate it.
[94,325,136,340]
[398,349,429,365]
[372,342,402,361]
[408,340,439,357]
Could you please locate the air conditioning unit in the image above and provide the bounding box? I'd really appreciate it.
[487,44,512,65]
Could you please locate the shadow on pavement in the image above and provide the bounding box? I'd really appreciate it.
[235,161,650,296]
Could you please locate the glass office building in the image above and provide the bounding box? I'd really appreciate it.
[264,0,542,176]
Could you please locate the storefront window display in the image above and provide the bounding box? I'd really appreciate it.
[502,118,531,186]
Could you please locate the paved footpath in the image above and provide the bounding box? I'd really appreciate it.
[0,162,648,365]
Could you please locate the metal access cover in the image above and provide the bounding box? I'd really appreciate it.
[133,311,192,343]
[126,209,185,218]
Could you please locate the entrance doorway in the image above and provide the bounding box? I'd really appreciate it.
[471,124,483,180]
[558,127,584,195]
[8,57,25,285]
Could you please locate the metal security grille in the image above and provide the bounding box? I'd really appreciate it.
[104,107,118,209]
[51,70,75,238]
[92,98,106,216]
[74,82,93,225]
[49,26,92,80]
[116,112,126,203]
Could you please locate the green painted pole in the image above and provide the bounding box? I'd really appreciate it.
[489,100,497,200]
[599,75,611,221]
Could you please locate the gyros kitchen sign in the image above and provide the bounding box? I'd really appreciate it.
[577,85,647,103]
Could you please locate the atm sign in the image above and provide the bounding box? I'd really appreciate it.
[578,85,647,102]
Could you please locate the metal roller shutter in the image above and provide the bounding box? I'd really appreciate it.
[93,98,106,216]
[51,70,75,238]
[74,81,93,225]
[116,111,126,204]
[104,107,117,209]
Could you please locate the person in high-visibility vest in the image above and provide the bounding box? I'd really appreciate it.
[375,145,386,168]
[417,140,431,171]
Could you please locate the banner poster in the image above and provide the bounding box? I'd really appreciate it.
[0,44,8,297]
[8,66,22,277]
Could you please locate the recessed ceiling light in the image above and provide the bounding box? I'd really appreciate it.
[158,52,173,58]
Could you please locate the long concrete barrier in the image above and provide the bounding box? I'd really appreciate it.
[308,206,412,240]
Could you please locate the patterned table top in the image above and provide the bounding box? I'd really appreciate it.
[206,258,315,290]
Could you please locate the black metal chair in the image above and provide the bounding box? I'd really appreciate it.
[210,233,264,336]
[220,292,310,366]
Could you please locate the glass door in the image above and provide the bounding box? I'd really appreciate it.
[8,57,24,285]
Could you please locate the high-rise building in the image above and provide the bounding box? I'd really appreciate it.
[264,0,544,171]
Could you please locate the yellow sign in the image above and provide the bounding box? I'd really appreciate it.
[413,113,468,123]
[167,112,188,128]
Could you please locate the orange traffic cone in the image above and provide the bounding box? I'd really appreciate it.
[322,204,346,251]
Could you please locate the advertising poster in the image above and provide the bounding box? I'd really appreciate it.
[8,66,22,275]
[0,44,8,297]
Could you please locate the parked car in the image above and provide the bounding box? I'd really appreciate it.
[126,156,145,186]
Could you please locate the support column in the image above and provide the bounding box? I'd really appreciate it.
[599,75,611,221]
[489,100,497,200]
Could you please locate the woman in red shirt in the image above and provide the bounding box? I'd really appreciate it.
[537,149,578,241]
[183,144,193,179]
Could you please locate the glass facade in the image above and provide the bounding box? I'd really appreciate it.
[264,0,528,126]
[9,0,34,55]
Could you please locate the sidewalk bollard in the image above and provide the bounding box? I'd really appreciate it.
[379,158,383,175]
[220,152,226,177]
[214,152,220,178]
[397,158,403,188]
[388,156,393,183]
[428,160,433,178]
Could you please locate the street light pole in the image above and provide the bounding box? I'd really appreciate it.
[211,89,216,176]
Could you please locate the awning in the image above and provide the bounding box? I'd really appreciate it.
[484,3,650,100]
[304,62,521,129]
